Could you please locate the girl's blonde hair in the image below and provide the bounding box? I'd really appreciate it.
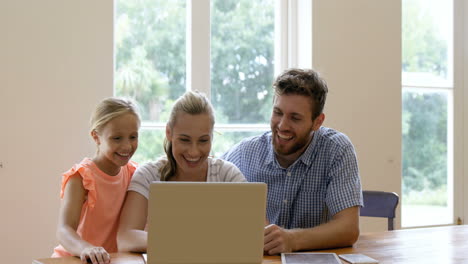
[160,91,215,181]
[90,97,141,133]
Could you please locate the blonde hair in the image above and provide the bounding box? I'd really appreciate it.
[90,97,140,133]
[160,91,215,181]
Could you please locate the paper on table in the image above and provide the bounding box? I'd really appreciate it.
[339,253,379,264]
[281,252,341,264]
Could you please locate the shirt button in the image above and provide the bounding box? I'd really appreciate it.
[283,199,288,204]
[287,172,291,176]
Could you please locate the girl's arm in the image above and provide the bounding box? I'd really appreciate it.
[117,191,149,252]
[57,173,110,264]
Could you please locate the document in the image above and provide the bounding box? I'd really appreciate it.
[281,252,341,264]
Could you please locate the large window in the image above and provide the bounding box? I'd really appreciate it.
[402,0,453,227]
[115,0,310,162]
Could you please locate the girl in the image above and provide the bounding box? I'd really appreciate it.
[117,91,246,253]
[52,97,140,264]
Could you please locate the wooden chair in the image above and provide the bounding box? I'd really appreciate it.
[360,190,399,231]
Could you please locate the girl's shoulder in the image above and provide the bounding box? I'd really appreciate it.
[125,160,138,176]
[62,158,95,180]
[60,158,97,203]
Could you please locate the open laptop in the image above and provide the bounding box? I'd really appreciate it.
[147,182,267,264]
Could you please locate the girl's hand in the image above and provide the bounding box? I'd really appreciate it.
[80,247,110,264]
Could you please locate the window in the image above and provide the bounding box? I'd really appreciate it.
[401,0,454,227]
[115,0,311,162]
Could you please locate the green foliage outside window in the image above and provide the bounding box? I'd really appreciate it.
[115,0,273,163]
[402,0,449,205]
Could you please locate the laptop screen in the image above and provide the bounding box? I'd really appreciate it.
[147,182,267,264]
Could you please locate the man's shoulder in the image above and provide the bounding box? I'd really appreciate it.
[221,131,271,163]
[237,131,271,149]
[317,127,353,148]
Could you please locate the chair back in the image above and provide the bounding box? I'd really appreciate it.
[361,190,399,231]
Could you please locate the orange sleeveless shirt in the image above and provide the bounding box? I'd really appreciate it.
[52,158,137,257]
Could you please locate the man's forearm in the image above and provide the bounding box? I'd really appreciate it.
[290,220,359,251]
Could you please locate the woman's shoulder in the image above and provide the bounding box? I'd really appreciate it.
[208,157,246,182]
[209,157,234,168]
[139,158,167,170]
[133,157,167,181]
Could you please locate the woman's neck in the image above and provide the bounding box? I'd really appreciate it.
[172,161,208,181]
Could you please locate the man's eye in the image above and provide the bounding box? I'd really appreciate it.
[113,137,121,141]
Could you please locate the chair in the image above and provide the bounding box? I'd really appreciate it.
[360,190,399,231]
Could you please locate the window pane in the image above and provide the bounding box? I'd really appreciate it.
[211,0,275,124]
[115,0,186,122]
[212,131,267,158]
[401,89,452,227]
[402,0,453,87]
[132,129,165,164]
[132,129,265,164]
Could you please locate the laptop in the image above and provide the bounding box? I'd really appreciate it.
[147,182,267,264]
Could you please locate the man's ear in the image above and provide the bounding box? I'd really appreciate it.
[91,130,100,145]
[313,113,325,131]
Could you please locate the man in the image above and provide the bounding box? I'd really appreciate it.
[221,68,362,255]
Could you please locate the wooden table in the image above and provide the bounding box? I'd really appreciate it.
[33,225,468,264]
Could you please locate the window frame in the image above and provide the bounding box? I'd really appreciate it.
[140,0,312,133]
[401,0,460,228]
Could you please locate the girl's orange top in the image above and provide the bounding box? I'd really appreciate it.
[52,158,137,257]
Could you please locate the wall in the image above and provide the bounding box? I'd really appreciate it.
[0,1,401,263]
[312,0,402,232]
[1,1,113,264]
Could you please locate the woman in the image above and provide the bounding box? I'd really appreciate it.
[117,91,246,252]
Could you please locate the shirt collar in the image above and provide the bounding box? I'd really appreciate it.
[264,127,322,168]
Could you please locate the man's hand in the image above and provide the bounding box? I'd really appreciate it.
[263,224,294,255]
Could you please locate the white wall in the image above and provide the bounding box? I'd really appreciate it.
[312,0,402,232]
[0,1,401,263]
[1,1,113,264]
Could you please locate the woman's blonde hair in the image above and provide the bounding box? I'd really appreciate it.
[90,97,140,133]
[160,91,215,181]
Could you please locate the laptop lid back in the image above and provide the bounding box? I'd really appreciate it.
[147,182,267,264]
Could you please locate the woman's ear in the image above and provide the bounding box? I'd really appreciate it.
[165,125,172,141]
[91,130,100,145]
